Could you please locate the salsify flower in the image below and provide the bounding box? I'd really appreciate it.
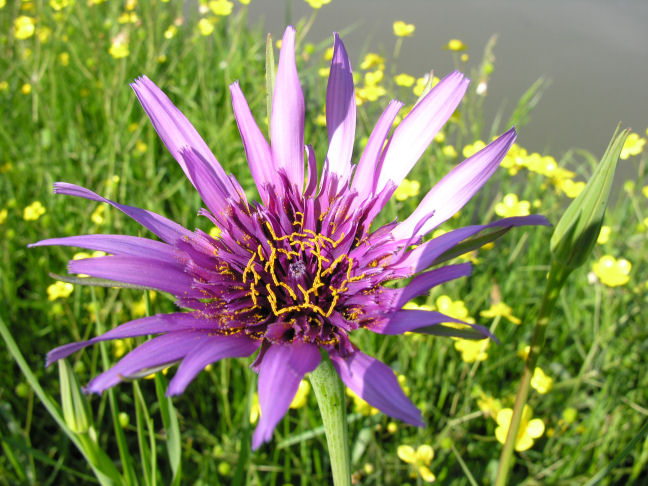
[32,27,548,449]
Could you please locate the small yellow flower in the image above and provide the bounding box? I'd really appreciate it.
[434,295,473,322]
[322,46,334,61]
[445,39,467,51]
[113,339,128,359]
[462,140,486,158]
[460,53,469,62]
[477,393,502,419]
[59,52,70,66]
[442,145,457,158]
[164,25,178,39]
[91,205,105,225]
[125,0,137,10]
[346,387,378,416]
[304,0,331,8]
[454,339,489,363]
[393,178,420,201]
[360,53,385,71]
[393,20,415,37]
[197,18,215,36]
[209,226,221,239]
[592,255,631,287]
[0,81,8,91]
[480,302,521,325]
[315,113,327,126]
[14,16,35,39]
[395,73,415,87]
[620,132,646,160]
[318,67,330,78]
[0,0,6,8]
[494,193,530,218]
[109,37,129,59]
[530,367,553,394]
[209,0,233,15]
[386,422,398,434]
[356,85,386,103]
[642,185,648,199]
[135,140,148,154]
[47,281,74,301]
[495,405,545,451]
[21,83,32,95]
[50,0,71,10]
[289,380,310,409]
[0,208,7,224]
[596,225,611,244]
[23,201,46,221]
[397,445,435,482]
[556,178,586,198]
[118,12,139,24]
[364,70,384,86]
[239,0,250,4]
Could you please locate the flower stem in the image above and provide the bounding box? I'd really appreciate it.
[495,260,570,486]
[309,356,351,486]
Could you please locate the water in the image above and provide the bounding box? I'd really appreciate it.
[248,0,648,159]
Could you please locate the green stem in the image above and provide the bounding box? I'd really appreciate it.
[494,260,570,486]
[309,357,351,486]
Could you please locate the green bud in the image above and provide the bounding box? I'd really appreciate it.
[15,382,30,398]
[217,461,231,476]
[550,125,628,270]
[118,412,130,428]
[58,359,92,433]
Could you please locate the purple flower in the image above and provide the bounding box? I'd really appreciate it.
[33,27,548,449]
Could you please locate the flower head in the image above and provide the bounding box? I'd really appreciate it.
[495,405,545,452]
[33,27,548,449]
[397,444,436,482]
[592,255,631,287]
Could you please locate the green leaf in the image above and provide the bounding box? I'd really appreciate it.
[154,374,182,485]
[58,360,92,434]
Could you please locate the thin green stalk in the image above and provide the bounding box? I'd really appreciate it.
[309,357,351,486]
[494,260,570,486]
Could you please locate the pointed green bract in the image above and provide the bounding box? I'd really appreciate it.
[59,360,92,434]
[550,125,629,269]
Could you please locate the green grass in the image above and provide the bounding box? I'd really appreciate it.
[1,2,647,485]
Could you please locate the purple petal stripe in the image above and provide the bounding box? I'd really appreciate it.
[180,147,229,216]
[68,255,191,296]
[46,313,218,367]
[330,350,423,426]
[85,332,208,393]
[368,309,469,335]
[53,183,192,244]
[167,335,260,395]
[376,71,469,193]
[271,26,305,191]
[393,127,517,240]
[390,263,473,308]
[252,342,321,449]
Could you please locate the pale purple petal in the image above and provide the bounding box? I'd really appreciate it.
[352,100,403,198]
[167,335,260,395]
[368,309,468,334]
[230,81,276,203]
[271,26,305,191]
[304,145,318,198]
[29,234,177,261]
[375,71,469,193]
[46,313,217,366]
[394,215,550,274]
[53,183,192,244]
[392,128,517,240]
[324,33,355,184]
[131,76,233,197]
[85,332,209,393]
[180,147,230,216]
[389,263,472,308]
[330,350,423,426]
[68,255,191,295]
[252,341,320,449]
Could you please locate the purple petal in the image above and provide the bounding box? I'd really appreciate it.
[271,26,305,191]
[29,234,177,260]
[68,255,191,295]
[369,309,468,335]
[180,147,230,216]
[252,341,320,449]
[85,332,209,393]
[393,128,517,240]
[330,350,423,426]
[324,33,356,184]
[376,71,469,193]
[131,76,234,197]
[394,215,550,274]
[46,313,218,366]
[167,334,259,395]
[53,183,192,244]
[389,263,472,308]
[304,145,318,198]
[230,81,276,203]
[352,100,403,199]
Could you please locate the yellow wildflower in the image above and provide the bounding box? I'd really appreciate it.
[47,281,74,301]
[289,380,310,409]
[109,37,129,59]
[596,225,611,244]
[91,205,105,225]
[0,81,8,91]
[386,422,398,434]
[113,339,128,359]
[434,295,474,323]
[442,145,457,158]
[118,12,139,24]
[239,0,250,5]
[455,339,489,362]
[125,0,137,10]
[393,20,415,37]
[393,178,420,201]
[346,387,378,416]
[495,405,545,451]
[304,0,331,8]
[197,18,215,36]
[642,185,648,199]
[461,53,469,62]
[477,393,502,419]
[323,46,334,61]
[250,393,260,423]
[556,178,586,198]
[462,140,486,158]
[517,345,530,360]
[23,201,46,221]
[21,83,32,95]
[620,132,646,160]
[445,39,466,51]
[395,73,415,87]
[0,208,7,224]
[164,25,178,39]
[209,0,233,15]
[315,113,327,126]
[434,131,445,143]
[0,0,5,8]
[356,85,386,103]
[592,255,631,287]
[364,70,384,86]
[397,445,435,482]
[135,140,148,154]
[59,52,70,66]
[14,16,35,39]
[530,367,553,394]
[480,302,521,325]
[209,226,221,239]
[403,301,433,311]
[318,67,330,78]
[360,53,385,71]
[494,193,530,218]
